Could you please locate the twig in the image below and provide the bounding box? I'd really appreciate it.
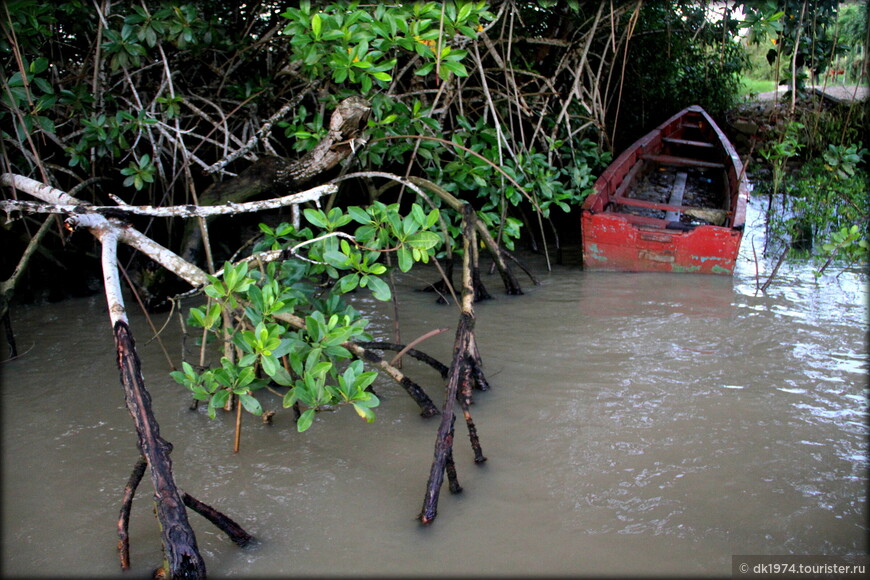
[760,246,789,293]
[389,327,450,367]
[204,88,315,175]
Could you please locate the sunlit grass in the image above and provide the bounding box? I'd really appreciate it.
[739,77,777,96]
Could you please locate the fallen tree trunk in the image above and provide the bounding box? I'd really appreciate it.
[180,96,372,265]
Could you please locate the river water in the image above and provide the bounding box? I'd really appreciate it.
[1,196,867,577]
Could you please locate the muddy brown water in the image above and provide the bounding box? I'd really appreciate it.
[2,196,867,578]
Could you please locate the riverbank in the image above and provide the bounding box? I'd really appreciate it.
[725,84,867,154]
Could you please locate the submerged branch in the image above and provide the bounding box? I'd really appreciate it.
[117,456,148,571]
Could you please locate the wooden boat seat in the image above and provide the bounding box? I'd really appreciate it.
[610,196,730,226]
[662,137,716,148]
[665,172,688,222]
[641,153,725,169]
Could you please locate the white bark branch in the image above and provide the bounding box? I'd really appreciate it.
[3,174,211,288]
[1,173,337,219]
[97,227,128,326]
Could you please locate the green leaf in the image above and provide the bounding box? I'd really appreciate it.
[309,360,333,378]
[324,249,351,268]
[271,338,295,359]
[415,62,435,76]
[239,393,263,415]
[210,389,230,412]
[355,371,378,393]
[397,246,413,272]
[261,354,279,377]
[457,3,473,23]
[304,208,328,228]
[405,231,441,251]
[347,206,371,224]
[352,402,376,422]
[297,409,316,432]
[188,307,206,327]
[364,274,391,301]
[338,272,361,293]
[268,363,295,387]
[204,303,222,327]
[441,60,468,78]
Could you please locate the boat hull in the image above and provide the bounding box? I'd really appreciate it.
[581,212,742,274]
[581,105,748,275]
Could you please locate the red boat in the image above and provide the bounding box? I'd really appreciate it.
[581,105,749,274]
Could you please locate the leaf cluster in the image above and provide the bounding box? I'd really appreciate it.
[172,202,442,432]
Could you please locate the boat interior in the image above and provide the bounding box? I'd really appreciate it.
[603,112,739,231]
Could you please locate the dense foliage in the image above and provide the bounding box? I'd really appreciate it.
[735,0,868,270]
[1,1,754,261]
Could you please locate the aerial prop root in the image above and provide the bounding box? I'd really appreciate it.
[419,204,489,525]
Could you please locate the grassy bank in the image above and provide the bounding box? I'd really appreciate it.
[739,77,777,97]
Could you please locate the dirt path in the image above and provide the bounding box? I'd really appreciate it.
[752,84,868,103]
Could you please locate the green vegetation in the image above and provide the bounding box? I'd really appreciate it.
[737,1,866,90]
[733,1,868,274]
[739,78,777,96]
[172,201,442,431]
[757,142,868,273]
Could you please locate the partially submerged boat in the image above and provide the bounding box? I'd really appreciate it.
[581,105,749,274]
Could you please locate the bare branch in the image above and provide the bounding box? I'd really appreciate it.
[1,172,337,219]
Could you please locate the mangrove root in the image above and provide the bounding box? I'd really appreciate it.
[118,455,148,571]
[354,341,450,378]
[116,455,255,572]
[181,492,254,547]
[115,320,207,578]
[419,204,489,525]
